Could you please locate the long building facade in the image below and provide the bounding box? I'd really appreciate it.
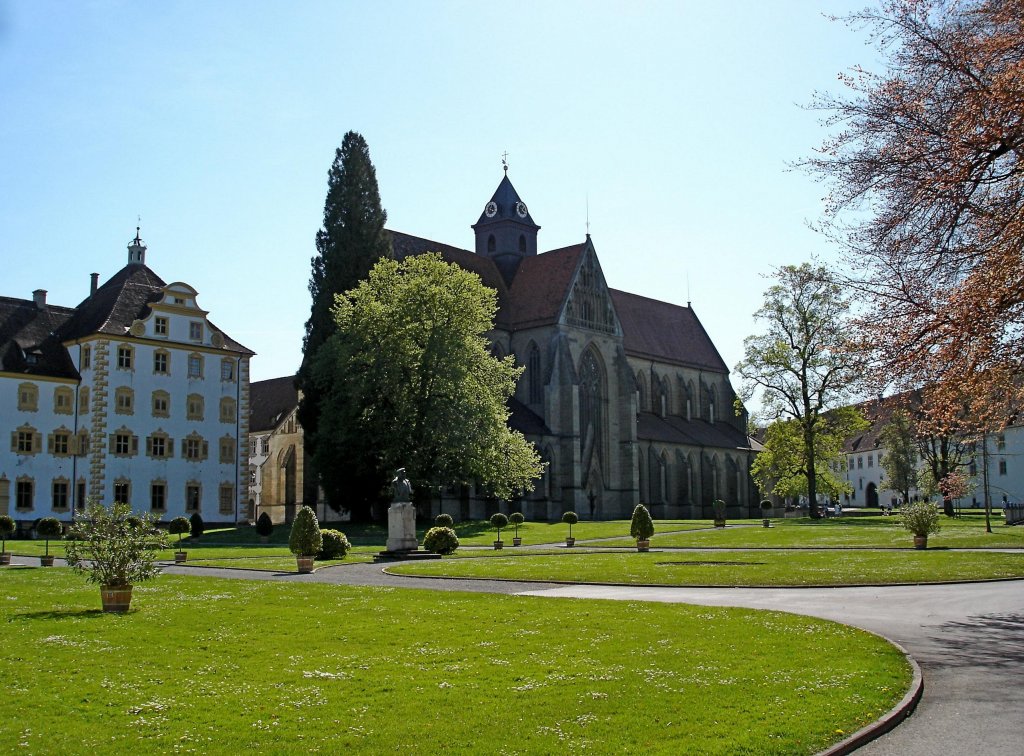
[0,232,252,527]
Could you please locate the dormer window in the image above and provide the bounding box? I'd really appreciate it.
[174,296,185,305]
[189,322,203,341]
[155,317,168,336]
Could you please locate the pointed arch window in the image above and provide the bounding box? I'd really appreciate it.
[487,234,496,253]
[579,348,606,470]
[527,342,542,404]
[518,234,526,253]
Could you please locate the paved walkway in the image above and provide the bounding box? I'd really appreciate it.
[26,555,1024,753]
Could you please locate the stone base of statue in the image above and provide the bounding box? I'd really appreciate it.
[375,502,442,561]
[386,501,418,552]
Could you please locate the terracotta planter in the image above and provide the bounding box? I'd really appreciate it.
[913,535,928,550]
[565,537,575,547]
[296,555,315,573]
[100,585,133,614]
[513,537,522,547]
[0,552,11,566]
[174,551,187,563]
[40,555,55,567]
[762,519,771,528]
[493,540,504,550]
[714,519,726,528]
[636,539,650,552]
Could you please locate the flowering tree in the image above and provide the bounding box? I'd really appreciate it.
[805,0,1024,428]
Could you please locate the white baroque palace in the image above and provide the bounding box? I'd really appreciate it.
[0,231,252,526]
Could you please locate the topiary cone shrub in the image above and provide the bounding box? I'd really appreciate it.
[562,511,578,545]
[424,526,459,555]
[629,504,654,551]
[509,512,525,545]
[712,499,727,527]
[255,512,274,541]
[36,517,63,564]
[0,514,15,565]
[435,513,454,528]
[289,506,322,572]
[317,529,351,560]
[490,512,509,548]
[189,512,204,540]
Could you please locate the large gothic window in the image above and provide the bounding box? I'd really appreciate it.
[579,348,605,470]
[527,342,542,404]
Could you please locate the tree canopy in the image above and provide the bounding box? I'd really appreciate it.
[805,0,1024,427]
[736,263,863,517]
[297,131,391,506]
[309,253,544,520]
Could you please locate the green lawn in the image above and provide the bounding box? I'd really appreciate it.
[0,568,909,754]
[595,514,1024,549]
[388,548,1024,586]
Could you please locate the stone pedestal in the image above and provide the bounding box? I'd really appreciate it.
[386,501,418,553]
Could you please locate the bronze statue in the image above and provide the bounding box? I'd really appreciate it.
[391,468,412,504]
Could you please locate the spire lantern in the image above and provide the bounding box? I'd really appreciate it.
[127,226,147,265]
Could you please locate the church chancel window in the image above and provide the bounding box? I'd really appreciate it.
[579,349,606,470]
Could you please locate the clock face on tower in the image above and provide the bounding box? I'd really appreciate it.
[485,201,498,218]
[516,201,528,218]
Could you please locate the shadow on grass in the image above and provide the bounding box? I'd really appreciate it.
[15,608,110,621]
[929,613,1024,670]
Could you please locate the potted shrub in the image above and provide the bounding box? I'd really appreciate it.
[630,504,654,551]
[288,505,322,573]
[760,499,773,528]
[712,499,727,528]
[317,529,351,560]
[36,517,63,566]
[562,511,578,546]
[255,511,274,544]
[509,512,525,546]
[189,512,204,540]
[435,513,454,528]
[168,516,190,562]
[424,526,459,555]
[490,512,508,549]
[899,500,941,549]
[64,502,169,613]
[0,514,15,566]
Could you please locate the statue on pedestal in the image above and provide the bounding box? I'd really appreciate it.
[385,466,418,553]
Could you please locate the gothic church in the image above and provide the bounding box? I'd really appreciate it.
[388,172,758,521]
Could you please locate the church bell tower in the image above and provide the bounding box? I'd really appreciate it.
[471,166,540,284]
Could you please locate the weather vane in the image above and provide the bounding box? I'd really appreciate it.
[501,151,509,174]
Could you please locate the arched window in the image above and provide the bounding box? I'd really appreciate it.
[527,342,542,404]
[648,447,662,504]
[579,348,605,469]
[518,234,526,253]
[487,234,496,253]
[635,372,647,413]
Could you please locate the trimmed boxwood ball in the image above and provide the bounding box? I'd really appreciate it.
[0,514,15,552]
[490,512,509,539]
[36,517,63,558]
[255,512,274,537]
[317,529,351,560]
[168,516,190,548]
[424,526,459,555]
[435,513,454,528]
[630,504,655,541]
[288,506,322,556]
[189,512,205,539]
[509,511,525,538]
[760,499,772,512]
[562,510,578,539]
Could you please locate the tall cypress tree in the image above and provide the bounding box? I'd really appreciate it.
[297,132,390,516]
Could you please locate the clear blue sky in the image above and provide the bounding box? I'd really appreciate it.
[0,1,875,389]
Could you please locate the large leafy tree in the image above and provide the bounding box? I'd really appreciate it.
[309,253,544,520]
[805,0,1024,428]
[752,409,866,503]
[297,132,391,505]
[736,264,863,518]
[878,407,920,506]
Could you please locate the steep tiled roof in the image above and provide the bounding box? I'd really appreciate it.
[0,296,79,378]
[56,263,252,354]
[508,397,551,436]
[843,391,919,453]
[637,412,752,450]
[250,375,300,432]
[611,291,728,372]
[506,244,585,329]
